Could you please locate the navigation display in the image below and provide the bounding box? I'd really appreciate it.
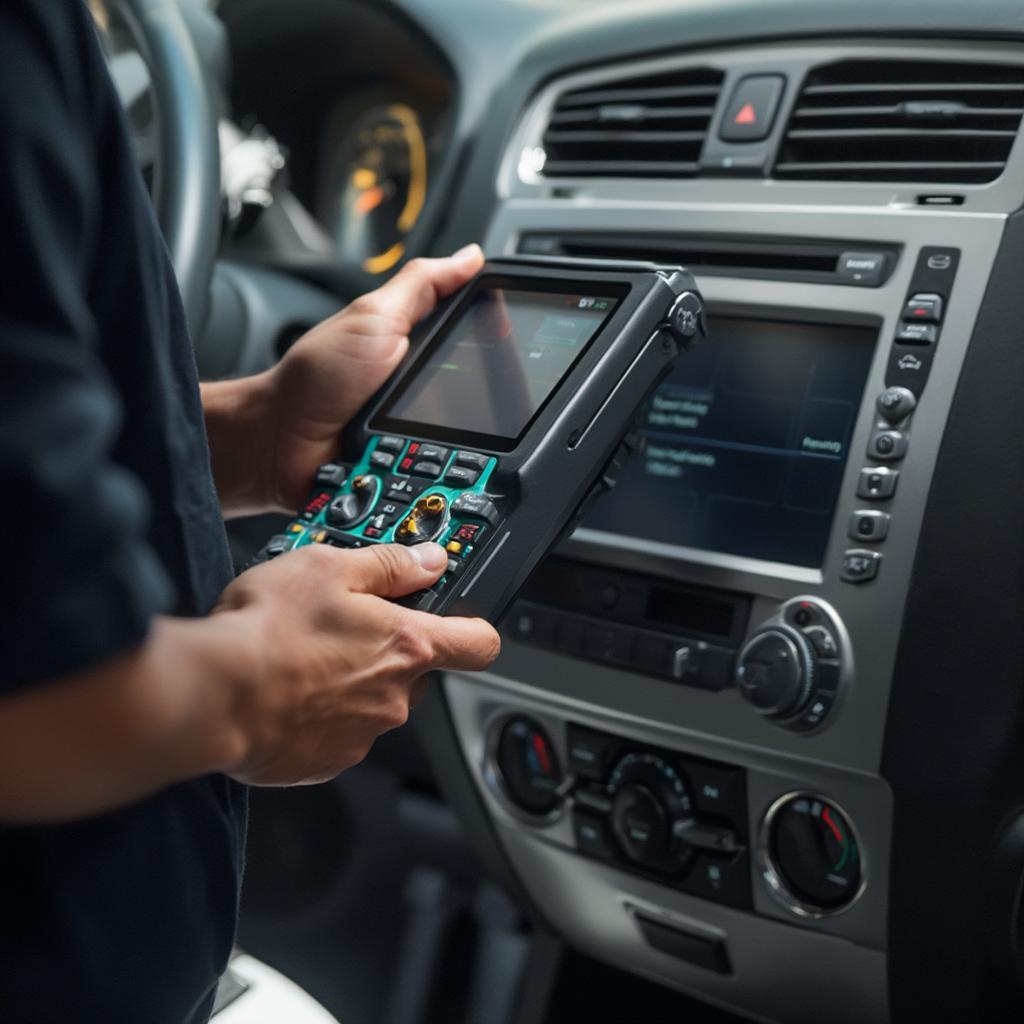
[582,316,877,568]
[375,282,622,450]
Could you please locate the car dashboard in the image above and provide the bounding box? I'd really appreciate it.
[219,2,1024,1021]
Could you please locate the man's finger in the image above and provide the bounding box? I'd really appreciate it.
[419,614,502,672]
[356,244,484,328]
[342,542,448,598]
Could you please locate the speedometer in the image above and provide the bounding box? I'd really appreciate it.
[322,103,428,276]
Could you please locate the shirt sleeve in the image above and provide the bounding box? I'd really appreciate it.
[0,4,175,691]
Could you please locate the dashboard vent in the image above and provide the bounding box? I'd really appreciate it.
[540,67,724,178]
[775,59,1024,184]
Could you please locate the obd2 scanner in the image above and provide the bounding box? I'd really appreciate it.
[252,258,705,621]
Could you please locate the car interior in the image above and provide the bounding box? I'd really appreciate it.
[96,0,1024,1020]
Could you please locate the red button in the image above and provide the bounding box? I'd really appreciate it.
[399,457,414,472]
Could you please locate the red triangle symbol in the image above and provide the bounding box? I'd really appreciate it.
[734,102,757,125]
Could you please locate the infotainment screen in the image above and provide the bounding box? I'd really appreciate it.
[581,316,877,568]
[374,281,623,450]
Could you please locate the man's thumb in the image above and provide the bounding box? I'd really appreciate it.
[347,542,448,598]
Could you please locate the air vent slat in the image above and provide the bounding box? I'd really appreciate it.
[556,85,721,107]
[775,59,1024,184]
[787,128,1016,140]
[544,129,708,144]
[539,66,723,179]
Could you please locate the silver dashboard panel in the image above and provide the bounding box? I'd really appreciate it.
[442,36,1024,1024]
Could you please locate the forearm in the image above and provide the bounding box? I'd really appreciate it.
[0,616,249,824]
[201,372,278,517]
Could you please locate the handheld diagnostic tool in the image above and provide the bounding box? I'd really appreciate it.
[252,258,705,620]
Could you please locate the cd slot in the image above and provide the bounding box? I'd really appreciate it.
[518,232,899,287]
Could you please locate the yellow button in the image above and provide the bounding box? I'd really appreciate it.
[289,523,304,533]
[446,540,463,555]
[313,530,327,543]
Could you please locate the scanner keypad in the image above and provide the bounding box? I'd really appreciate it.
[252,435,500,608]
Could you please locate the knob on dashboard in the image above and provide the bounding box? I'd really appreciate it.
[735,626,815,718]
[735,597,849,732]
[607,752,695,873]
[490,715,564,817]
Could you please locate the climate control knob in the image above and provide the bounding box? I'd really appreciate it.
[607,752,695,873]
[735,626,815,718]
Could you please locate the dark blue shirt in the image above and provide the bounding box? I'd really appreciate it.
[0,3,245,1020]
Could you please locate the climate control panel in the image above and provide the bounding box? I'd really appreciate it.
[489,716,752,910]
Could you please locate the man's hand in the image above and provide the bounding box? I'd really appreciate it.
[201,244,485,517]
[214,540,499,785]
[0,540,500,822]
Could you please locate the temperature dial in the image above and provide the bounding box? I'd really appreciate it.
[607,752,695,874]
[492,716,564,816]
[762,793,863,916]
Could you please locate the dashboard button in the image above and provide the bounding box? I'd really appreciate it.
[718,74,785,142]
[584,623,634,666]
[575,785,614,816]
[507,604,557,646]
[896,321,938,345]
[566,725,613,781]
[841,549,882,583]
[376,435,406,454]
[370,450,396,470]
[556,617,585,655]
[856,466,899,499]
[849,509,890,542]
[451,491,500,526]
[876,386,917,425]
[573,811,616,861]
[632,634,673,676]
[684,853,751,908]
[904,292,944,323]
[837,251,888,287]
[803,624,839,659]
[687,762,746,822]
[867,430,908,461]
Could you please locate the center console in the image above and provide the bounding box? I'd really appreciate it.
[432,37,1024,1024]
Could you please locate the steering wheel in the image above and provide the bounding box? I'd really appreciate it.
[111,0,222,333]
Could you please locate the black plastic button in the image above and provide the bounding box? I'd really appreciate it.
[896,321,938,345]
[417,445,449,464]
[876,386,917,425]
[837,251,888,287]
[573,811,616,861]
[718,74,785,142]
[566,725,612,781]
[841,549,882,583]
[451,491,500,527]
[376,436,406,454]
[904,293,944,323]
[633,914,731,974]
[410,460,443,478]
[264,534,292,558]
[575,786,613,816]
[314,463,349,488]
[856,466,899,500]
[385,478,428,503]
[789,689,837,732]
[455,451,490,471]
[673,820,740,855]
[686,762,746,822]
[443,466,480,488]
[684,853,751,909]
[803,624,839,659]
[849,509,890,542]
[370,450,396,470]
[868,430,908,461]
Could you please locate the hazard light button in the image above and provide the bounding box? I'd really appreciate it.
[719,74,786,143]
